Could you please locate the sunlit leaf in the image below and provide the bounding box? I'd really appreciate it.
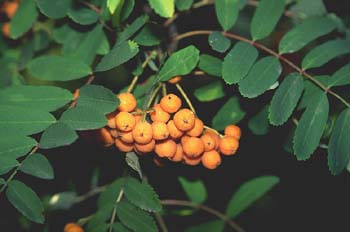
[178,177,207,204]
[148,0,175,18]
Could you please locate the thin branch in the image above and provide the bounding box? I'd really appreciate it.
[78,0,102,14]
[109,189,124,232]
[174,30,350,108]
[0,144,40,195]
[154,212,169,232]
[127,53,155,93]
[73,185,106,204]
[175,84,197,114]
[161,199,245,232]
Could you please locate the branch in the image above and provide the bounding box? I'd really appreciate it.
[174,30,350,108]
[161,199,245,232]
[0,144,40,195]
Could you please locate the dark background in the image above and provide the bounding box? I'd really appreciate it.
[1,0,350,231]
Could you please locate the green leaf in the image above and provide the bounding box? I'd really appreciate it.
[250,0,285,40]
[238,56,281,98]
[49,192,77,210]
[248,105,270,135]
[328,65,350,87]
[158,45,200,81]
[290,0,326,18]
[212,97,245,131]
[67,7,100,25]
[107,0,123,14]
[269,73,304,126]
[222,42,258,84]
[175,0,194,11]
[95,40,139,72]
[28,56,92,81]
[0,156,19,175]
[97,178,124,210]
[279,17,336,54]
[39,122,78,149]
[208,31,231,53]
[117,15,149,44]
[185,220,224,232]
[116,200,157,232]
[215,0,240,31]
[226,176,279,218]
[198,54,222,77]
[124,177,162,212]
[148,0,175,18]
[194,81,225,102]
[134,25,160,47]
[20,153,54,180]
[68,25,104,65]
[36,0,70,19]
[0,85,73,112]
[178,177,207,204]
[60,106,107,131]
[6,180,44,223]
[327,109,350,175]
[0,136,37,159]
[97,32,111,55]
[302,40,350,70]
[0,178,5,185]
[0,105,56,136]
[293,92,329,160]
[9,0,38,39]
[125,152,143,179]
[77,85,119,114]
[297,76,328,110]
[121,0,135,21]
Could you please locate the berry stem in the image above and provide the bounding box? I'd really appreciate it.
[161,199,245,232]
[174,30,350,108]
[204,125,224,137]
[127,52,156,93]
[162,83,167,96]
[175,83,197,114]
[0,144,39,195]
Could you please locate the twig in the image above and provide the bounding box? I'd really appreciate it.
[174,30,350,108]
[73,185,106,204]
[161,199,245,232]
[78,0,102,14]
[109,189,124,232]
[155,212,168,232]
[162,83,167,96]
[175,84,197,114]
[0,144,39,195]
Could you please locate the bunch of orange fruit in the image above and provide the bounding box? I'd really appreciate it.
[1,0,19,37]
[64,223,84,232]
[95,91,241,170]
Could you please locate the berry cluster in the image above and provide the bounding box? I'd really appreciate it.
[1,0,19,37]
[64,223,84,232]
[96,91,241,170]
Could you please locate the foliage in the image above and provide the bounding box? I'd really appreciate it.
[0,0,349,231]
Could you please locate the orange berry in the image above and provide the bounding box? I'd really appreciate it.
[152,122,169,140]
[3,2,18,18]
[182,137,204,158]
[183,155,201,166]
[180,135,190,145]
[106,111,117,128]
[173,108,195,131]
[205,130,220,150]
[64,223,84,232]
[160,94,182,113]
[96,128,114,147]
[200,134,216,152]
[169,144,184,162]
[202,150,221,170]
[186,118,204,137]
[132,121,153,144]
[2,22,10,38]
[115,112,135,132]
[115,138,133,152]
[167,120,184,139]
[150,104,170,123]
[133,108,142,123]
[168,76,182,84]
[219,136,239,156]
[110,129,119,138]
[155,139,177,158]
[117,92,137,112]
[224,125,241,140]
[135,139,155,153]
[119,131,134,143]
